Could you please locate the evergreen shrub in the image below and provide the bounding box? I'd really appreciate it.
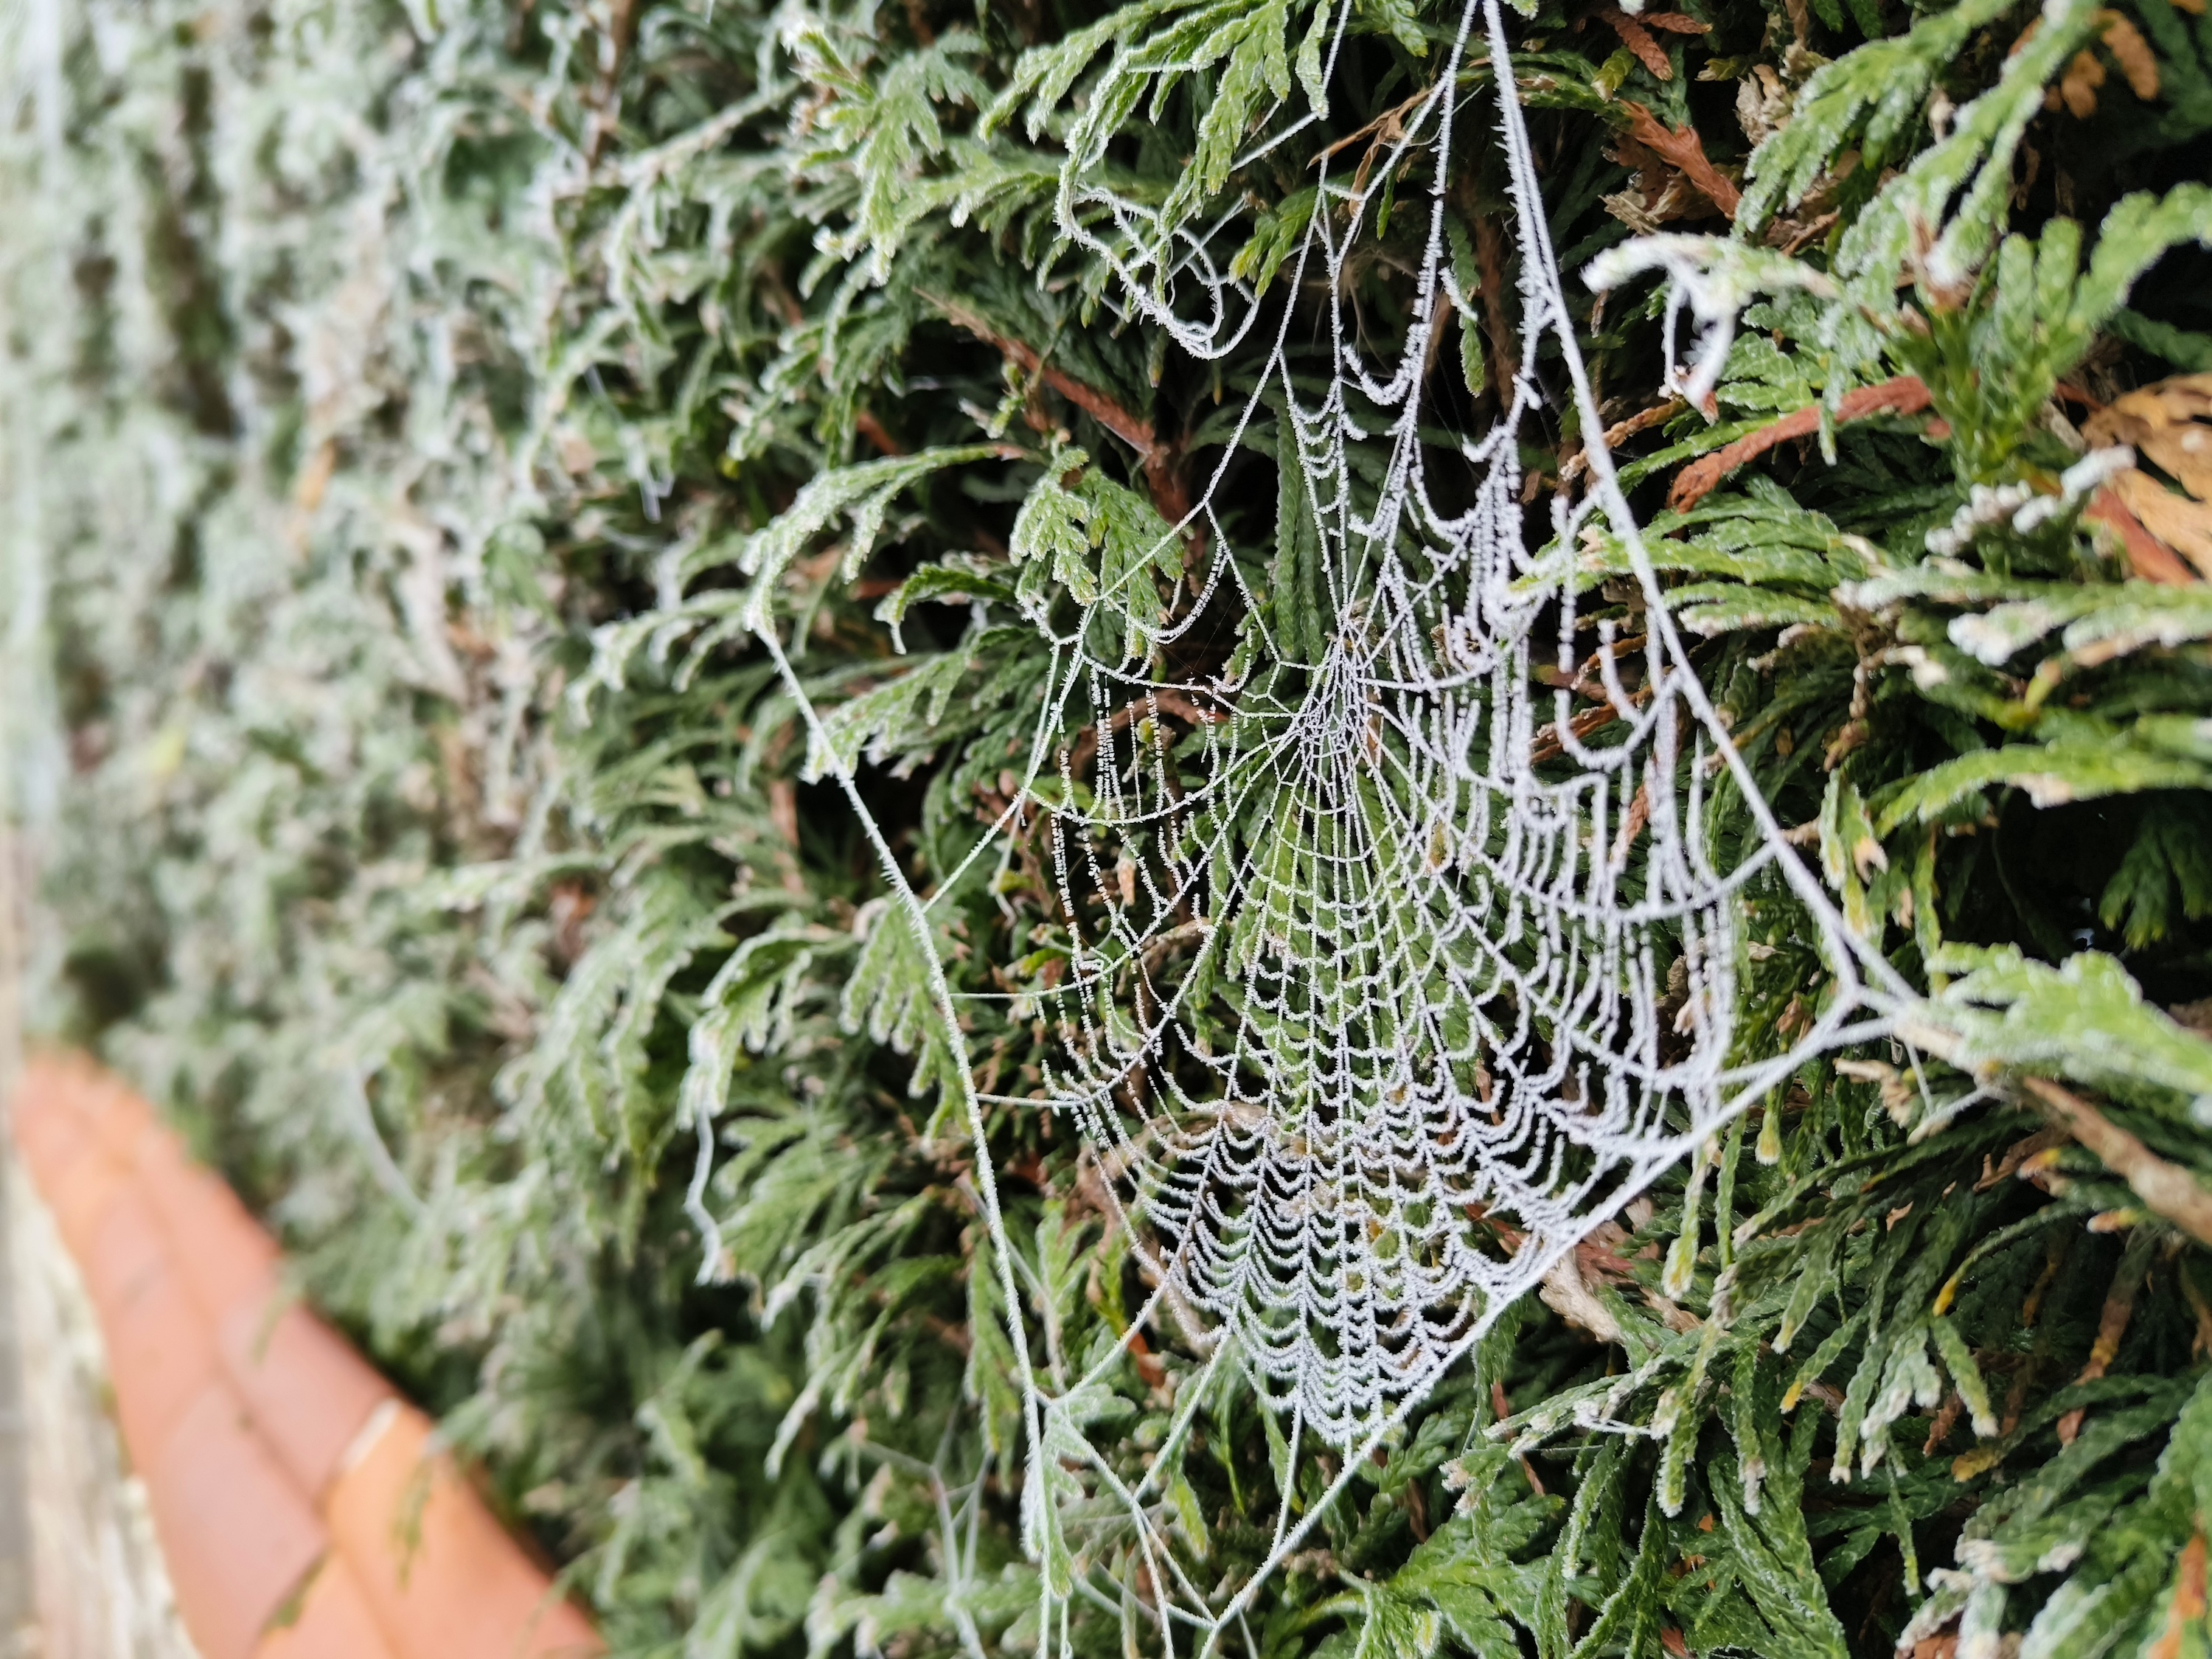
[5,0,2212,1648]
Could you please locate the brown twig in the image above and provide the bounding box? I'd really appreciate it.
[854,410,905,457]
[1669,375,1935,512]
[1562,400,1686,483]
[1530,684,1654,762]
[1311,88,1433,175]
[1063,692,1227,785]
[920,291,1194,532]
[1530,702,1627,762]
[2020,1075,2212,1248]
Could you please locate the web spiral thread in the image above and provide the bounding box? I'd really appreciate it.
[760,1,1901,1646]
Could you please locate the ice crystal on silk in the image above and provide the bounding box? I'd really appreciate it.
[757,0,1897,1642]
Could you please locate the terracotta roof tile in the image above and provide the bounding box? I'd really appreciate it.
[93,1234,225,1462]
[145,1382,330,1659]
[46,1143,132,1261]
[327,1405,601,1659]
[83,1076,158,1163]
[220,1300,392,1500]
[14,1073,97,1190]
[254,1555,399,1659]
[136,1130,282,1317]
[11,1055,603,1659]
[80,1189,171,1308]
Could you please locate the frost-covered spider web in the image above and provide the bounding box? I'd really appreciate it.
[761,0,1904,1646]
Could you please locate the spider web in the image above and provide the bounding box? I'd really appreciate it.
[761,0,1905,1647]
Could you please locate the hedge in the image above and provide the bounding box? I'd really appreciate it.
[6,0,2212,1649]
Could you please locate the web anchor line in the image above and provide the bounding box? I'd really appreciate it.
[776,0,1907,1647]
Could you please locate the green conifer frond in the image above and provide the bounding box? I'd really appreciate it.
[12,0,2212,1646]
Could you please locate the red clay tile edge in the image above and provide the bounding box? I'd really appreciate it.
[10,1051,602,1659]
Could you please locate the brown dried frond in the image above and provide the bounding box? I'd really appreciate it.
[2054,49,2106,118]
[1601,9,1675,79]
[2048,12,2160,116]
[2098,10,2160,98]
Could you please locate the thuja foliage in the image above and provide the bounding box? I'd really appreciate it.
[7,0,2212,1645]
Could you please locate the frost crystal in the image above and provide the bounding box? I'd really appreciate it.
[765,0,1895,1642]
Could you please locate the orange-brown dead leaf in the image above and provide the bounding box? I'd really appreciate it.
[2109,470,2212,576]
[2086,487,2199,584]
[2086,373,2212,578]
[2087,372,2212,498]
